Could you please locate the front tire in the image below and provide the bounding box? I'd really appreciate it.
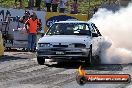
[37,57,45,65]
[85,45,101,66]
[85,45,92,66]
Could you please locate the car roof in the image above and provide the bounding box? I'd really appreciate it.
[55,21,94,25]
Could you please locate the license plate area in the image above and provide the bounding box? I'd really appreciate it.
[56,51,65,55]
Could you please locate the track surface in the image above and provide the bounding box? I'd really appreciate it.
[0,51,131,88]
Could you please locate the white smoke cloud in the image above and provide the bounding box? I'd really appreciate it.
[90,3,132,64]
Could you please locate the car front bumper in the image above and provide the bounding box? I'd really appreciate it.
[36,48,90,59]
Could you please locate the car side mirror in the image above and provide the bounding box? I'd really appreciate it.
[92,33,98,37]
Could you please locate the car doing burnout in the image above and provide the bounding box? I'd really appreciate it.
[36,21,104,66]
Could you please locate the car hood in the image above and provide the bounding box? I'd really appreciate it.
[38,35,91,44]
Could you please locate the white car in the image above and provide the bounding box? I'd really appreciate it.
[36,21,104,66]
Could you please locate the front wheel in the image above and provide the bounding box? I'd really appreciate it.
[85,45,101,66]
[37,57,45,65]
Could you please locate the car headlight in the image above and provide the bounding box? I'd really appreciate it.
[81,49,89,52]
[38,43,51,47]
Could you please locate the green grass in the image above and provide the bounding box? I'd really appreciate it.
[0,0,105,14]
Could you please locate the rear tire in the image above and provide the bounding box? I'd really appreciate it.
[37,57,45,65]
[92,55,101,66]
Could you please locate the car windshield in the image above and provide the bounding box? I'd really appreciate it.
[46,23,91,36]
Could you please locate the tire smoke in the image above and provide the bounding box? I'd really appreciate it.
[90,3,132,64]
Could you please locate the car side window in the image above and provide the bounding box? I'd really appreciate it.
[91,23,98,34]
[91,23,102,36]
